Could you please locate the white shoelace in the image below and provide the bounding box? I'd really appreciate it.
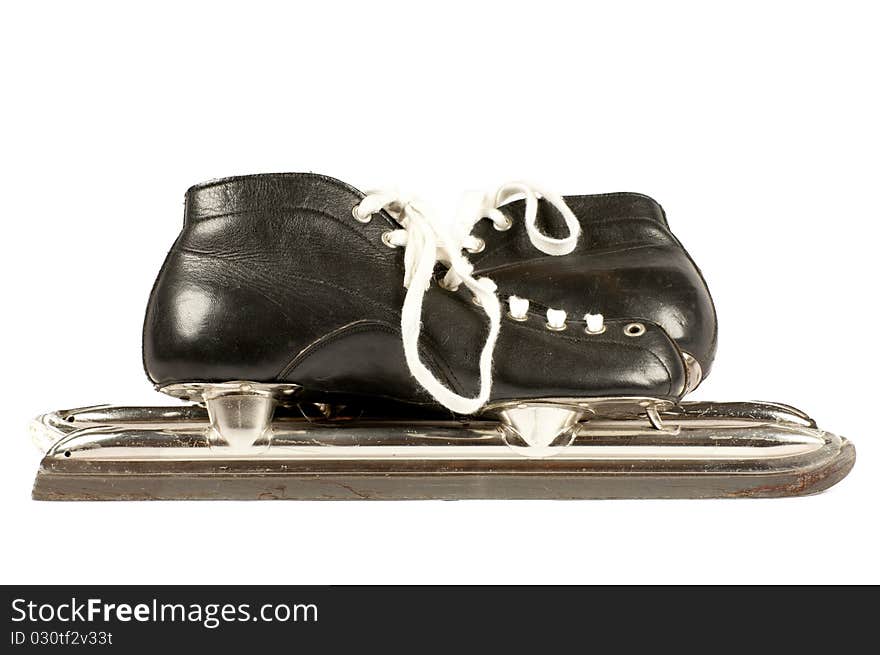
[354,191,501,415]
[457,182,582,256]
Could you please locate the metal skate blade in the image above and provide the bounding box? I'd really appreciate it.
[30,400,855,500]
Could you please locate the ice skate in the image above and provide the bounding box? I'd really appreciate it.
[30,174,854,500]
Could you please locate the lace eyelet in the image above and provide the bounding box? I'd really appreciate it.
[545,308,567,331]
[381,231,399,248]
[584,325,606,335]
[493,215,513,232]
[466,238,485,254]
[352,205,373,223]
[506,311,528,322]
[624,322,646,337]
[439,278,460,293]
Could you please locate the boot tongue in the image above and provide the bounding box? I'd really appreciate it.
[533,199,574,240]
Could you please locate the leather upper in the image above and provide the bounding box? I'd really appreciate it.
[468,192,718,379]
[143,174,690,411]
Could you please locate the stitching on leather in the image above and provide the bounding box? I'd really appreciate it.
[575,215,672,229]
[563,191,660,203]
[177,249,400,324]
[475,242,673,279]
[184,173,404,259]
[277,321,387,377]
[473,205,668,263]
[277,320,465,395]
[187,172,366,198]
[172,255,469,396]
[183,205,397,258]
[180,208,261,221]
[504,319,677,396]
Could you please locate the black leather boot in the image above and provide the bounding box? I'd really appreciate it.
[143,174,689,416]
[457,187,717,390]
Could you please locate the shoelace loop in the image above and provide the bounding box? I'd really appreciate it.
[458,182,582,257]
[355,190,501,415]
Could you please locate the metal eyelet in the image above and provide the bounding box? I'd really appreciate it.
[381,231,399,248]
[465,238,486,254]
[545,308,567,331]
[493,215,513,231]
[624,322,646,337]
[352,205,372,223]
[506,311,529,322]
[584,325,606,335]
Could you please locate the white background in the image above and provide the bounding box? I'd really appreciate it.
[2,1,877,584]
